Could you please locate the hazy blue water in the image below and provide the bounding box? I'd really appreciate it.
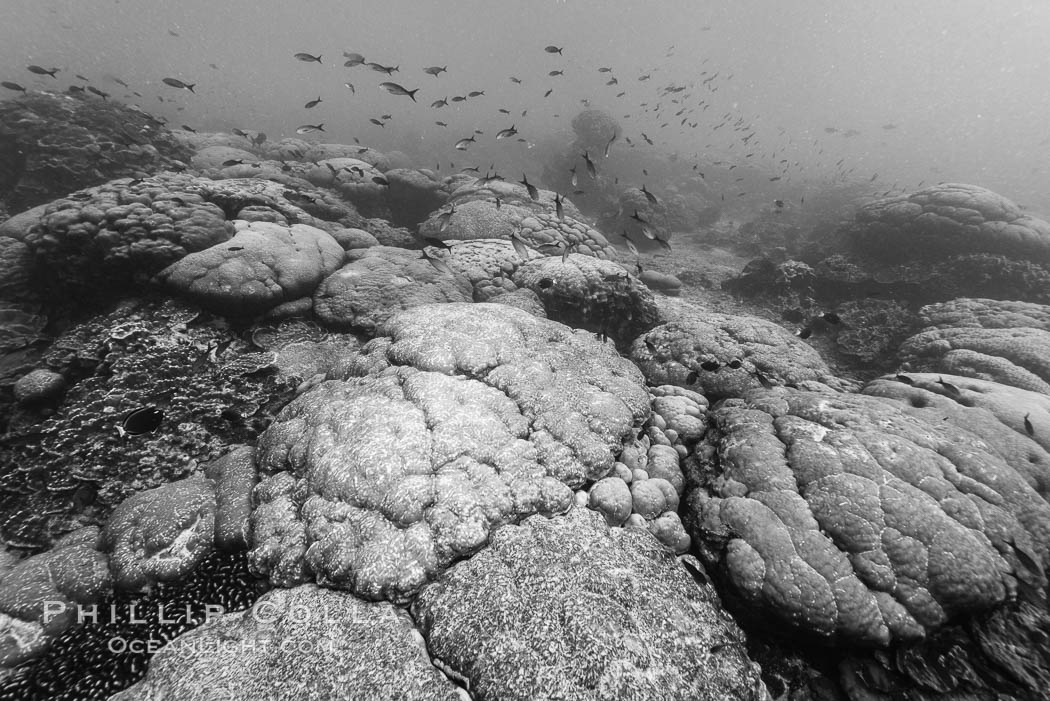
[4,0,1050,212]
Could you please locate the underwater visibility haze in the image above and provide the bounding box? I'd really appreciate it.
[3,1,1050,699]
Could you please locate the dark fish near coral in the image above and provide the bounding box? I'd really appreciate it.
[372,176,389,186]
[421,249,455,275]
[821,312,841,324]
[622,233,639,256]
[1025,412,1035,436]
[222,159,245,167]
[1,81,26,93]
[424,65,447,76]
[728,359,743,369]
[700,360,720,372]
[304,96,322,108]
[436,204,456,232]
[379,82,418,101]
[495,197,502,209]
[554,193,564,220]
[796,327,812,340]
[641,184,658,205]
[296,123,325,134]
[181,124,196,132]
[519,173,539,200]
[895,374,914,385]
[582,151,597,178]
[496,125,517,140]
[755,369,773,389]
[686,371,699,384]
[294,52,322,63]
[27,65,59,78]
[455,136,476,150]
[510,231,531,259]
[538,277,554,289]
[117,406,164,438]
[162,77,195,92]
[86,86,109,99]
[423,237,452,251]
[936,376,961,396]
[544,45,563,54]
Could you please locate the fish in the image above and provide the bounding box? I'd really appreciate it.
[498,108,511,114]
[86,86,109,99]
[294,52,322,63]
[544,45,563,54]
[622,233,639,256]
[700,360,720,372]
[496,125,517,140]
[451,95,467,102]
[769,176,781,182]
[937,376,961,396]
[495,197,502,209]
[755,370,773,389]
[454,136,476,150]
[421,249,455,276]
[537,277,554,289]
[468,90,485,97]
[423,236,452,251]
[640,184,658,205]
[431,97,448,108]
[424,65,447,76]
[27,65,58,78]
[569,166,578,188]
[111,77,129,87]
[372,176,389,186]
[727,359,743,369]
[554,193,564,220]
[227,246,244,251]
[296,124,325,134]
[598,67,613,73]
[222,159,245,166]
[796,327,812,340]
[895,374,914,385]
[232,128,248,137]
[510,231,531,259]
[549,70,564,77]
[168,29,180,37]
[606,77,618,86]
[180,124,197,132]
[304,96,322,109]
[544,88,553,97]
[437,204,456,232]
[1024,412,1035,436]
[117,406,164,438]
[368,62,399,75]
[162,77,196,92]
[519,173,539,200]
[774,199,785,208]
[509,76,522,84]
[343,52,366,65]
[435,120,448,127]
[379,82,418,101]
[370,118,385,127]
[344,82,355,92]
[582,151,597,178]
[603,133,617,158]
[1,81,26,93]
[821,312,841,324]
[686,371,699,384]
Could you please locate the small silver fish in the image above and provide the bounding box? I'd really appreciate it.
[379,82,418,101]
[296,123,325,134]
